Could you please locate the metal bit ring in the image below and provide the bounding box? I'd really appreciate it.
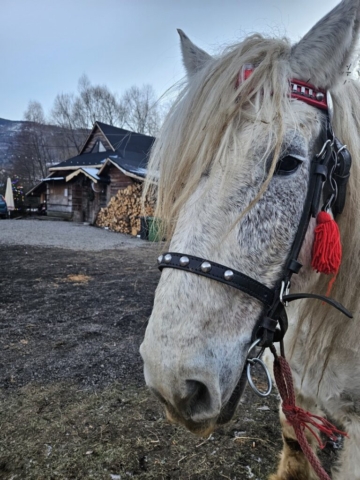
[246,358,272,397]
[246,338,273,397]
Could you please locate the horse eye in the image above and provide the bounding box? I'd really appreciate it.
[275,155,302,176]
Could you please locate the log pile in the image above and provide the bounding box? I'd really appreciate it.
[96,183,155,236]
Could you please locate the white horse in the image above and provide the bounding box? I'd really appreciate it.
[140,1,360,478]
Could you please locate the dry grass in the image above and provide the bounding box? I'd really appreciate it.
[0,382,281,480]
[64,274,93,284]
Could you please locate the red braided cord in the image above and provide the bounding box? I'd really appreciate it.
[272,352,348,480]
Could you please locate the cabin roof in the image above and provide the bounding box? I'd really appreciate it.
[95,122,154,154]
[51,123,154,176]
[51,151,115,169]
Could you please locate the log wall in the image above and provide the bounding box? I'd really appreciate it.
[108,165,134,202]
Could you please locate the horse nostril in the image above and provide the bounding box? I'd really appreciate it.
[181,380,212,419]
[150,380,220,423]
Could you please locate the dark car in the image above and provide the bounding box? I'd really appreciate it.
[0,195,8,218]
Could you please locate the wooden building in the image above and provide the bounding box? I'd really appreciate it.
[27,122,154,223]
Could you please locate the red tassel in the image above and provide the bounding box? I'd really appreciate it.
[311,211,342,295]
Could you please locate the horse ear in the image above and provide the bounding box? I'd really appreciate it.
[290,0,360,89]
[177,29,212,77]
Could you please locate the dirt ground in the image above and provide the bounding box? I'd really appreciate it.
[0,235,337,479]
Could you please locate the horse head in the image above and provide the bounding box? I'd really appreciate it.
[140,0,360,437]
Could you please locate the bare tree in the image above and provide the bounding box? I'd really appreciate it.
[51,75,127,152]
[122,84,161,136]
[51,77,162,140]
[52,75,126,130]
[13,102,53,187]
[74,74,126,127]
[24,100,46,124]
[51,93,88,153]
[12,101,73,191]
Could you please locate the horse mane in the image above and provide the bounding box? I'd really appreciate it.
[295,79,360,378]
[144,34,293,239]
[144,34,360,376]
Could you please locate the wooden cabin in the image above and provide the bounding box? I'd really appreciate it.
[27,122,154,223]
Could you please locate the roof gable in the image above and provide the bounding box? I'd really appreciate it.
[79,123,114,154]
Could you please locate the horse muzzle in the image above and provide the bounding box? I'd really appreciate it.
[141,346,250,436]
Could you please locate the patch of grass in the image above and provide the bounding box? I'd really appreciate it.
[0,383,281,480]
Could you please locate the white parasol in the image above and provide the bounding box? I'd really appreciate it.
[5,177,15,211]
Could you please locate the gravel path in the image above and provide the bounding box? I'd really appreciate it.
[0,219,149,250]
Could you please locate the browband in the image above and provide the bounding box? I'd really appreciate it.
[240,65,328,110]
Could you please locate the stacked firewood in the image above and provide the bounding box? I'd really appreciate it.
[96,183,155,236]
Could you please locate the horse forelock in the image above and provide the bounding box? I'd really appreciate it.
[144,34,294,239]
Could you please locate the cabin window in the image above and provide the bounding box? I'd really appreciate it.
[91,140,107,153]
[64,188,68,197]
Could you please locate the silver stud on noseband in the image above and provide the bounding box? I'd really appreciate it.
[200,261,212,273]
[179,256,190,267]
[316,92,325,101]
[164,254,172,264]
[157,255,163,264]
[224,270,234,281]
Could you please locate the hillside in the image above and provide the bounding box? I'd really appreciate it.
[0,118,23,167]
[0,118,89,172]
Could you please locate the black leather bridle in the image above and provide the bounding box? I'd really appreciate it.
[157,87,352,361]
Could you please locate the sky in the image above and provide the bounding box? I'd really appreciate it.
[0,0,340,121]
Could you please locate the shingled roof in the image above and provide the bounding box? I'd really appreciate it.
[51,151,116,169]
[50,122,155,179]
[95,122,154,155]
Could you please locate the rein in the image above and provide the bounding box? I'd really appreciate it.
[156,76,352,480]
